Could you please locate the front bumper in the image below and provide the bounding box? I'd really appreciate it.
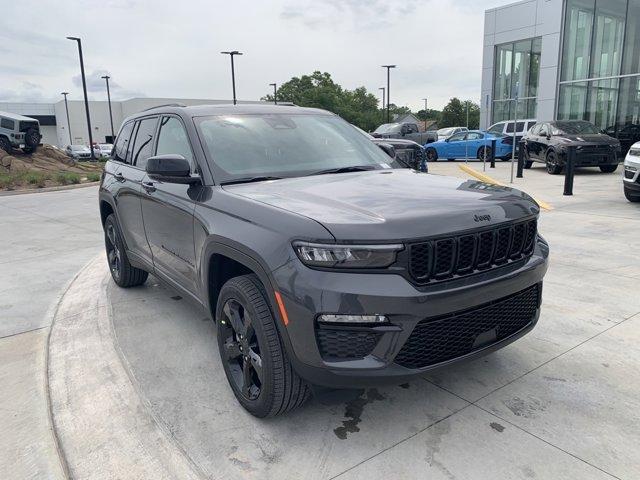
[274,238,549,387]
[623,156,640,192]
[557,146,620,167]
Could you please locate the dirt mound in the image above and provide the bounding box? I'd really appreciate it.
[0,145,102,174]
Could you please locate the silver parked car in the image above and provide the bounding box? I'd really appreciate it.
[436,126,468,141]
[66,144,92,160]
[93,143,113,158]
[623,141,640,202]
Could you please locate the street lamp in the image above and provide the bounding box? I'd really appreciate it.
[379,87,385,121]
[269,83,277,105]
[101,75,115,142]
[220,50,243,105]
[422,98,428,131]
[67,36,95,159]
[381,65,396,123]
[60,92,72,145]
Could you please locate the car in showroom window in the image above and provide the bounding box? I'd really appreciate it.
[99,104,548,417]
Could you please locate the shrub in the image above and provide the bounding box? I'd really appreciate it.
[23,172,48,187]
[86,172,101,182]
[55,172,81,185]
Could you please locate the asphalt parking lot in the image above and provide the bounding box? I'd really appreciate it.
[3,161,640,479]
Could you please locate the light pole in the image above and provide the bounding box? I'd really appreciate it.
[379,87,385,122]
[67,36,95,159]
[422,98,428,131]
[269,83,277,104]
[381,65,396,123]
[61,92,72,145]
[101,75,115,142]
[221,51,243,105]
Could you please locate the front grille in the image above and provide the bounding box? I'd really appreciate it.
[409,219,537,284]
[316,329,381,360]
[625,169,635,179]
[394,284,540,369]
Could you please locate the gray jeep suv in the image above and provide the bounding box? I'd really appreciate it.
[0,111,42,154]
[99,104,549,417]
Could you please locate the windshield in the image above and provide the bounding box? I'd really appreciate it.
[437,127,455,136]
[98,144,112,149]
[373,123,401,134]
[195,113,392,182]
[554,121,599,135]
[70,145,87,151]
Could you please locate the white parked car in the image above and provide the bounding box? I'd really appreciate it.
[65,144,92,160]
[623,141,640,202]
[93,143,113,158]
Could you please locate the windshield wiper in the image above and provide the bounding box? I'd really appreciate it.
[305,165,377,176]
[221,176,283,186]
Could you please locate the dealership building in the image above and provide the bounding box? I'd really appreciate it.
[481,0,640,150]
[0,98,256,148]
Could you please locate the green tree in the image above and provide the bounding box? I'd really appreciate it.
[440,98,480,129]
[262,71,382,131]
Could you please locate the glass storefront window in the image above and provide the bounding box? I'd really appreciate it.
[586,79,619,130]
[558,82,588,120]
[613,76,640,151]
[622,0,640,74]
[561,0,595,81]
[494,44,513,101]
[590,0,626,78]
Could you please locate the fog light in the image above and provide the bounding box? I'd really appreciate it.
[318,314,387,324]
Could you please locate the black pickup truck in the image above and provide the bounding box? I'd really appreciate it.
[371,122,437,145]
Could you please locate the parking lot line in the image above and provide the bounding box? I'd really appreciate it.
[457,164,553,211]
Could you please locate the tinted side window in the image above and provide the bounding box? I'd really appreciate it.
[408,124,419,133]
[1,118,15,130]
[505,121,526,133]
[113,122,134,163]
[131,117,158,170]
[449,132,466,141]
[530,124,542,135]
[466,132,483,140]
[488,123,504,134]
[156,116,194,168]
[527,121,537,131]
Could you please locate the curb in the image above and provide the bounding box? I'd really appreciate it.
[458,164,553,211]
[0,181,100,197]
[46,255,205,480]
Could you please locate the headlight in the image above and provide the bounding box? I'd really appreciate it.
[293,241,403,268]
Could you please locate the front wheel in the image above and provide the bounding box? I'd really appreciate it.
[599,164,618,173]
[425,147,438,161]
[546,151,563,175]
[216,274,310,417]
[0,136,11,153]
[104,214,148,287]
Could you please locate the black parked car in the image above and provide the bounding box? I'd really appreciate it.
[522,120,621,174]
[99,104,548,417]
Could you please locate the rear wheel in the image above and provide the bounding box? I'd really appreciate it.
[599,164,618,173]
[624,186,640,202]
[22,146,35,154]
[546,151,563,175]
[216,274,309,417]
[0,136,11,153]
[425,147,438,161]
[104,214,148,288]
[524,161,533,169]
[477,146,492,160]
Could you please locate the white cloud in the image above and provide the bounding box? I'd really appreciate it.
[1,0,501,110]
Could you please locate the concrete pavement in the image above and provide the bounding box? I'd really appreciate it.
[0,186,102,479]
[44,163,640,479]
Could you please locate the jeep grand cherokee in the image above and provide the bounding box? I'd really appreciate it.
[98,104,549,417]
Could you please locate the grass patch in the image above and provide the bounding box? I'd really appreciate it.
[55,172,81,185]
[86,172,101,182]
[21,171,49,188]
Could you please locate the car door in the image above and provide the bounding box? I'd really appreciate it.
[536,123,551,160]
[525,123,542,160]
[110,120,154,267]
[465,132,483,158]
[446,132,467,158]
[139,115,200,296]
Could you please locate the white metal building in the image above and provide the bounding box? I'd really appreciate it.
[0,98,262,148]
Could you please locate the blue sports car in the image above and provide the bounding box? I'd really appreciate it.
[424,130,513,161]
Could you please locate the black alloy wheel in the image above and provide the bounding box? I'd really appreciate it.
[219,299,263,401]
[0,136,10,153]
[477,146,492,160]
[546,150,563,175]
[103,214,148,287]
[105,221,122,283]
[425,147,438,161]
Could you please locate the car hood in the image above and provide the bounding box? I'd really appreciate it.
[558,134,619,145]
[223,169,539,241]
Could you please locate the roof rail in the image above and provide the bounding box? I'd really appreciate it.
[141,103,187,111]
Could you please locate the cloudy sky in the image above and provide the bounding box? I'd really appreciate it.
[1,0,504,111]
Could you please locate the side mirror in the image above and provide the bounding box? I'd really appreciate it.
[377,142,396,159]
[146,154,200,184]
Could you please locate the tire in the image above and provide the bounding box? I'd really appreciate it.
[546,151,563,175]
[425,147,438,161]
[477,146,492,160]
[22,146,35,154]
[216,274,310,417]
[24,128,40,148]
[599,164,618,173]
[0,136,11,153]
[524,161,533,169]
[624,186,640,202]
[104,214,148,288]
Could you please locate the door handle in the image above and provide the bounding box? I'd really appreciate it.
[113,172,125,182]
[142,181,156,193]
